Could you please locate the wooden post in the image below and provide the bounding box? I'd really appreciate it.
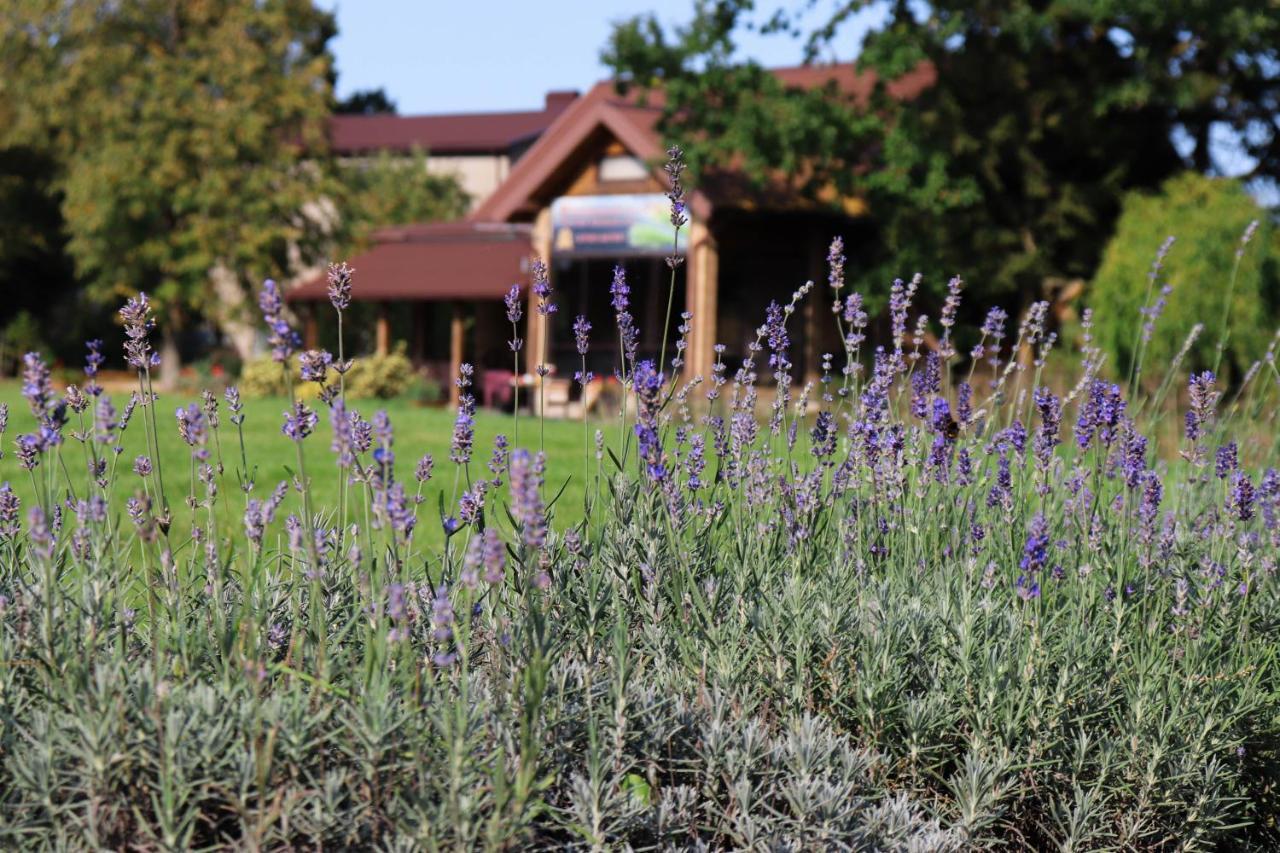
[686,219,719,383]
[375,302,391,356]
[525,207,553,413]
[303,304,319,351]
[449,302,465,408]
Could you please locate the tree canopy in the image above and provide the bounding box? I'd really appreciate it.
[336,88,398,115]
[1091,173,1277,386]
[603,0,1280,312]
[0,0,339,374]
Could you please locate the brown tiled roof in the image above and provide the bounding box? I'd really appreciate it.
[470,62,935,223]
[329,91,579,155]
[286,222,533,302]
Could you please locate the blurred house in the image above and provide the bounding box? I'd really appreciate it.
[329,91,579,209]
[288,63,934,409]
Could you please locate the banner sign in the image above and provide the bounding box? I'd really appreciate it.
[551,194,688,257]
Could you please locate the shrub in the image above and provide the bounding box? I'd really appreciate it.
[238,343,413,399]
[1091,172,1279,386]
[343,343,413,399]
[5,174,1280,848]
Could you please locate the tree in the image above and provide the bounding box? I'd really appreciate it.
[336,88,398,115]
[1091,173,1278,387]
[335,147,470,244]
[0,0,338,383]
[603,1,1280,317]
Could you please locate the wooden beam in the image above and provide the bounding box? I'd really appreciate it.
[525,207,553,385]
[375,302,391,356]
[686,220,718,383]
[303,304,319,351]
[449,302,465,408]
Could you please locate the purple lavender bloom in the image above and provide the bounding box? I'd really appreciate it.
[119,293,160,370]
[763,301,790,371]
[1032,387,1061,466]
[27,505,53,560]
[664,145,688,228]
[1015,575,1040,601]
[450,391,476,466]
[938,275,963,356]
[1076,380,1125,450]
[1020,512,1050,575]
[430,585,457,666]
[1185,371,1217,442]
[632,360,668,482]
[1215,442,1238,480]
[957,381,973,425]
[573,314,591,356]
[482,526,506,583]
[810,411,836,458]
[299,349,332,384]
[383,480,417,537]
[15,435,39,471]
[610,264,630,313]
[504,282,524,325]
[133,455,152,477]
[1231,471,1256,522]
[282,401,318,442]
[330,400,357,468]
[21,352,54,420]
[842,293,868,354]
[243,499,267,545]
[83,339,105,396]
[1123,430,1148,488]
[326,262,353,311]
[1260,468,1280,531]
[225,386,245,425]
[827,236,845,292]
[889,278,913,353]
[910,353,940,419]
[458,484,484,525]
[531,259,556,316]
[175,403,209,460]
[259,280,301,363]
[415,453,434,484]
[509,449,547,550]
[0,483,19,539]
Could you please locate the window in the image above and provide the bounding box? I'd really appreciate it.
[598,154,649,182]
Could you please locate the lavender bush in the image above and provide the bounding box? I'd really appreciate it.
[2,160,1280,849]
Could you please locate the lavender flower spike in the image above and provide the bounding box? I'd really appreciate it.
[259,279,301,363]
[326,262,353,311]
[119,293,160,370]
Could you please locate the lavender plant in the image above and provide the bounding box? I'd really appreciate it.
[3,193,1280,850]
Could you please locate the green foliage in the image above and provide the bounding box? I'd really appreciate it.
[334,148,469,246]
[239,345,415,400]
[604,0,1280,308]
[343,344,415,399]
[0,0,338,336]
[1091,173,1278,385]
[335,87,397,115]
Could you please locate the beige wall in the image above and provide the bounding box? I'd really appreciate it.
[424,155,510,209]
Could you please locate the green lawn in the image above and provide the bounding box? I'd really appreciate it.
[0,382,595,549]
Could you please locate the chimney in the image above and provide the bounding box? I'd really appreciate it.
[544,90,579,115]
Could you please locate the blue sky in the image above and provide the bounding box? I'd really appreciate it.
[321,1,886,115]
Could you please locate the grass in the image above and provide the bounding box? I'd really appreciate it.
[0,383,591,549]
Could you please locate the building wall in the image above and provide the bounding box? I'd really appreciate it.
[425,154,511,209]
